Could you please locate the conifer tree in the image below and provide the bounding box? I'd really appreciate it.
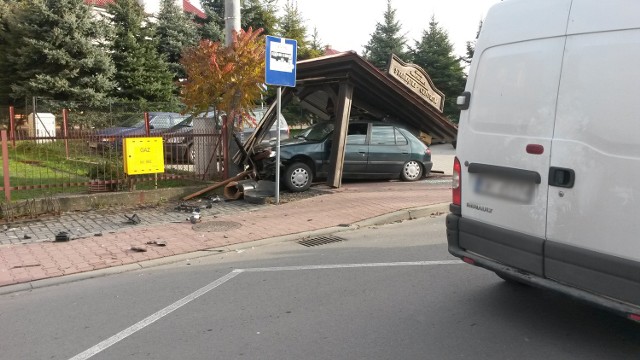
[242,0,278,36]
[462,20,482,65]
[411,15,466,122]
[0,0,115,105]
[363,0,408,70]
[278,0,313,60]
[0,0,17,105]
[156,0,199,81]
[198,0,225,42]
[107,0,175,103]
[308,27,325,58]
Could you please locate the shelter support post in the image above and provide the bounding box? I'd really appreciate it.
[327,82,354,188]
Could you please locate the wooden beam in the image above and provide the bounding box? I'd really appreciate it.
[182,169,252,201]
[327,82,354,188]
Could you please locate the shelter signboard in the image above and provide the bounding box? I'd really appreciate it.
[387,54,445,113]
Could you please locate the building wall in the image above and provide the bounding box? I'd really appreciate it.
[137,0,183,15]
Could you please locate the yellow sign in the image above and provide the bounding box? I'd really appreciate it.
[388,54,445,113]
[123,137,165,175]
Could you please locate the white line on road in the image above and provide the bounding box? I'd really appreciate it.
[243,260,463,272]
[68,269,243,360]
[68,260,463,360]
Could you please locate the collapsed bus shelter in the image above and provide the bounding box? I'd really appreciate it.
[241,51,458,188]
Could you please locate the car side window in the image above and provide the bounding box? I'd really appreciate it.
[371,126,397,145]
[395,128,408,145]
[347,123,368,145]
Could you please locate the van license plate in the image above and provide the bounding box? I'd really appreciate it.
[474,176,535,203]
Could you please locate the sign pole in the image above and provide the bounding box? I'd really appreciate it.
[275,87,282,204]
[265,35,296,204]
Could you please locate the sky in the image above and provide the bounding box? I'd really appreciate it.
[294,0,499,56]
[192,0,501,57]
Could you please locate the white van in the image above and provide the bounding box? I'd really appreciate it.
[447,0,640,321]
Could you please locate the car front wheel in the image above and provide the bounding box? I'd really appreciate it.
[284,162,312,192]
[401,160,423,181]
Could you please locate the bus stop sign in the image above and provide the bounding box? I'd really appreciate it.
[265,36,297,87]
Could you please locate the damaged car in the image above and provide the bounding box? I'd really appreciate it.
[252,120,433,192]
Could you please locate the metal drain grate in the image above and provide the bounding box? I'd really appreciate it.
[298,235,346,247]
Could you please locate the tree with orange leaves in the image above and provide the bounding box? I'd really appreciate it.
[180,27,265,122]
[180,27,266,177]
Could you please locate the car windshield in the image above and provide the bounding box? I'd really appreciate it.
[298,122,334,141]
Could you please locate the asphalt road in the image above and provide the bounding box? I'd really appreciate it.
[0,215,638,360]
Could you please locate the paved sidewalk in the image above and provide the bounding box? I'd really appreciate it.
[0,179,451,292]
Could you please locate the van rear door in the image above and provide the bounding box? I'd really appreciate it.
[545,1,640,305]
[456,0,571,276]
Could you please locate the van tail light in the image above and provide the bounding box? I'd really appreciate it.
[452,156,461,205]
[426,148,431,156]
[629,313,640,322]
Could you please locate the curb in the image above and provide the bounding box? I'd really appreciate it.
[0,203,450,295]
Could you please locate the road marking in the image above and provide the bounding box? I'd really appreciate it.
[68,270,243,360]
[243,260,463,272]
[68,260,462,360]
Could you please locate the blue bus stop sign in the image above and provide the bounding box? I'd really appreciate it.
[265,36,297,87]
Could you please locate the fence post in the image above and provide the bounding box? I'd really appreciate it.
[62,108,69,159]
[1,130,11,203]
[8,106,15,147]
[144,112,150,136]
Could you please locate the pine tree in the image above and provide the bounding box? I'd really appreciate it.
[107,0,175,103]
[363,0,408,70]
[278,0,312,60]
[156,0,199,81]
[0,0,115,105]
[0,0,17,105]
[462,20,482,65]
[242,0,278,36]
[411,15,466,122]
[308,27,325,58]
[198,0,225,42]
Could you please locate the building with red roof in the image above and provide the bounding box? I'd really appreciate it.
[84,0,206,19]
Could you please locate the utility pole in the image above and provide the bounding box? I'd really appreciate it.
[224,0,241,46]
[223,0,242,178]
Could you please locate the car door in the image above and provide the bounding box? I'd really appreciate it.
[367,125,410,176]
[342,123,369,175]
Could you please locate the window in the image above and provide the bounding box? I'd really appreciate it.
[347,123,368,144]
[371,126,397,145]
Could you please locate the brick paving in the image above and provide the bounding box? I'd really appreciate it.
[0,179,451,289]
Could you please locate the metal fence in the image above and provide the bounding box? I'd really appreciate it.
[0,102,224,204]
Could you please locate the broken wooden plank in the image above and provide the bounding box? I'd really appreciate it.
[182,170,252,201]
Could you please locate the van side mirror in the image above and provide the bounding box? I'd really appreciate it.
[457,91,471,110]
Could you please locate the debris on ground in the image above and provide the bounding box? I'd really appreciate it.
[183,169,252,201]
[130,245,147,252]
[124,214,141,225]
[174,203,201,213]
[54,231,70,242]
[146,240,167,246]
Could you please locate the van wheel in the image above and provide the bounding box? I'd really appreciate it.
[401,160,423,181]
[284,162,312,192]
